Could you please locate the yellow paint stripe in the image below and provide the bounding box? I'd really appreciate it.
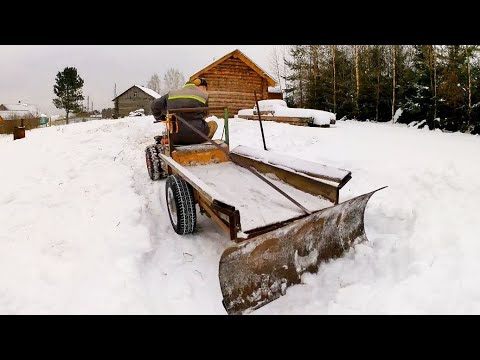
[168,95,206,104]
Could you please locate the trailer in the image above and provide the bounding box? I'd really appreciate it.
[145,106,385,315]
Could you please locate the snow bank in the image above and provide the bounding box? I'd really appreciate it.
[274,107,334,126]
[238,100,335,126]
[237,109,254,116]
[255,100,288,112]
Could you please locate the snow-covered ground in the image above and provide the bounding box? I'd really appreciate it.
[1,116,479,314]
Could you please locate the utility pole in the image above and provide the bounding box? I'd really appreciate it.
[114,83,118,118]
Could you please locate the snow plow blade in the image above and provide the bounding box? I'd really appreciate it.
[219,187,385,315]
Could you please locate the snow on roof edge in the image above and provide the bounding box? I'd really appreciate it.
[268,86,283,93]
[135,85,161,99]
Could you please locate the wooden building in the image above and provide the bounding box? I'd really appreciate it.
[268,86,284,100]
[189,49,276,116]
[0,105,39,135]
[0,103,38,133]
[112,85,161,118]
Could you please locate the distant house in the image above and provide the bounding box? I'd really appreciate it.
[0,103,41,134]
[0,102,39,121]
[112,85,161,118]
[189,49,277,116]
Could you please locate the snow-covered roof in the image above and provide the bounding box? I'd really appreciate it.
[268,86,283,94]
[112,85,161,101]
[1,103,39,116]
[135,85,161,99]
[0,110,35,120]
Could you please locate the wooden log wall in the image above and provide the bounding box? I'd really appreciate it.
[196,57,269,117]
[115,87,156,117]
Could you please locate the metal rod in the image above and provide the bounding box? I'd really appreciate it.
[233,155,311,215]
[224,107,229,145]
[174,113,311,215]
[254,91,267,151]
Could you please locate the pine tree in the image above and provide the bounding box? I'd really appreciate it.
[281,44,479,133]
[469,47,480,133]
[437,45,467,131]
[53,67,85,124]
[402,46,436,126]
[284,45,309,107]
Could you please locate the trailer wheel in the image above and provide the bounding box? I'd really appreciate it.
[165,175,197,235]
[145,145,166,181]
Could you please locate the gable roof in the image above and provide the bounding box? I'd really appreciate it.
[190,49,276,87]
[112,85,161,101]
[136,85,161,99]
[0,110,35,120]
[1,103,39,116]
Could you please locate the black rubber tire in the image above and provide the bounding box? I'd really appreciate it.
[145,145,166,181]
[165,175,197,235]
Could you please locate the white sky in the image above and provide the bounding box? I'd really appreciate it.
[0,45,276,116]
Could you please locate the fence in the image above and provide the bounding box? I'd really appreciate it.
[0,117,41,135]
[1,115,107,135]
[50,116,98,126]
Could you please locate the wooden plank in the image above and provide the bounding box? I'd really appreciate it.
[209,98,257,103]
[207,81,261,87]
[172,145,230,166]
[158,153,218,205]
[204,74,263,81]
[210,87,263,94]
[197,196,231,235]
[236,115,313,125]
[209,98,259,104]
[231,145,351,184]
[229,153,340,204]
[209,90,261,95]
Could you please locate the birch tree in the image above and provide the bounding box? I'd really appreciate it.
[163,68,185,93]
[147,73,162,94]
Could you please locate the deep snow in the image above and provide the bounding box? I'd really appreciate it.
[1,116,479,314]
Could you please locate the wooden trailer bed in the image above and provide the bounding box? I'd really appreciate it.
[185,162,333,232]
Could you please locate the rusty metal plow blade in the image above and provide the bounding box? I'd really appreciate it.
[219,187,386,315]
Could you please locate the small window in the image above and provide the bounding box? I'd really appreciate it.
[133,91,137,98]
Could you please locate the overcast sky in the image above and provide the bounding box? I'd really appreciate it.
[0,45,276,116]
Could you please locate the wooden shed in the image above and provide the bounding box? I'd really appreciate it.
[268,86,284,100]
[112,85,161,118]
[189,49,276,116]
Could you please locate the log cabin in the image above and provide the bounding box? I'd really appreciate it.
[189,49,277,117]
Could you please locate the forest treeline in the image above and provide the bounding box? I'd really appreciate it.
[270,45,480,133]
